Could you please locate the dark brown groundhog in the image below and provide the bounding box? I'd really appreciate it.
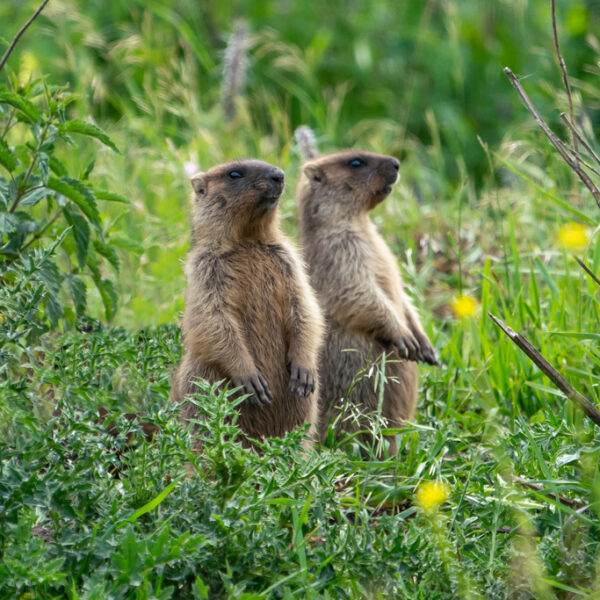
[296,150,437,454]
[170,159,324,444]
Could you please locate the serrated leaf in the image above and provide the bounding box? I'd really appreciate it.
[49,155,67,177]
[0,212,20,236]
[81,159,95,181]
[97,277,118,321]
[93,238,120,272]
[0,137,16,171]
[37,151,49,184]
[92,188,130,204]
[109,236,143,253]
[0,91,41,123]
[47,176,100,224]
[66,274,87,316]
[58,120,119,153]
[63,209,90,268]
[20,186,50,207]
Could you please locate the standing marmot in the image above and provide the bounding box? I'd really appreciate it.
[171,159,324,443]
[296,150,437,453]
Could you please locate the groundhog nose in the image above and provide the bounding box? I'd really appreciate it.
[390,158,400,171]
[270,169,285,184]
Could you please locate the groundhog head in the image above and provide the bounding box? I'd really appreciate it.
[189,159,285,239]
[298,151,400,220]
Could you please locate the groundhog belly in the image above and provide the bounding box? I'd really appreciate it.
[319,321,418,436]
[234,258,313,439]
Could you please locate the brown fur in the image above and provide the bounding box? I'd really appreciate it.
[170,159,324,445]
[296,150,436,453]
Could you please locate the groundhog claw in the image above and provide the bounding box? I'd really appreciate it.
[412,331,438,366]
[233,372,273,406]
[394,333,420,362]
[289,363,315,397]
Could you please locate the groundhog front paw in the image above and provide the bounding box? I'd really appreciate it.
[393,331,420,362]
[289,363,316,398]
[412,331,438,366]
[232,372,274,407]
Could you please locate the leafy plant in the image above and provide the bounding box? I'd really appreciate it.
[0,68,127,329]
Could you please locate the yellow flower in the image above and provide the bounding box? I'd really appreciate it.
[451,294,477,318]
[416,481,450,514]
[557,222,589,250]
[0,313,5,325]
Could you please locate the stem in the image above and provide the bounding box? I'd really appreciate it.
[0,0,50,73]
[504,67,600,209]
[19,210,60,252]
[8,119,51,213]
[489,312,600,428]
[551,0,578,162]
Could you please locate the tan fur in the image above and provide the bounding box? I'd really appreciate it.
[170,159,324,445]
[296,150,436,453]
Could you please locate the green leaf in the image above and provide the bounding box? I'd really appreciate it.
[47,176,100,224]
[66,274,87,316]
[92,188,130,204]
[64,209,90,269]
[0,91,41,123]
[20,186,50,207]
[117,478,181,529]
[0,137,16,171]
[49,155,67,177]
[93,238,120,272]
[58,120,120,153]
[0,212,20,236]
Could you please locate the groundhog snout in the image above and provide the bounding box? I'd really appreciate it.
[379,157,400,185]
[255,167,285,198]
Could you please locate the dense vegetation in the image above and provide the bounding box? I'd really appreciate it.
[1,0,600,597]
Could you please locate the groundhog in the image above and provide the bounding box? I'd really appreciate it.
[170,159,324,445]
[296,150,437,454]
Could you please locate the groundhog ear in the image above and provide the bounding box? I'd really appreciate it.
[190,173,207,196]
[303,163,324,184]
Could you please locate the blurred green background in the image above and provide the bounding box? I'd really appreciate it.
[1,0,598,326]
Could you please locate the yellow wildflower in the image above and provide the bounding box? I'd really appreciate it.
[416,481,450,514]
[451,294,477,318]
[0,313,5,325]
[557,222,588,250]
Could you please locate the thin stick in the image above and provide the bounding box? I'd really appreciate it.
[551,0,578,161]
[489,312,600,428]
[560,113,600,169]
[504,67,600,209]
[513,476,586,509]
[575,257,600,288]
[557,137,600,178]
[0,0,50,73]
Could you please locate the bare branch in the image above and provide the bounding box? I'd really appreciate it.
[575,257,600,288]
[560,113,600,169]
[551,0,578,161]
[513,476,585,509]
[504,67,600,209]
[489,312,600,428]
[0,0,50,73]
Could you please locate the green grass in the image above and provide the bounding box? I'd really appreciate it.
[1,0,600,597]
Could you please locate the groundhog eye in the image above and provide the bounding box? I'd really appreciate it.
[348,159,364,168]
[228,170,243,179]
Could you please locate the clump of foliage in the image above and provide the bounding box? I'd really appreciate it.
[0,72,126,327]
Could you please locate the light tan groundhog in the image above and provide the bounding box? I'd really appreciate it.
[296,150,437,453]
[170,159,324,444]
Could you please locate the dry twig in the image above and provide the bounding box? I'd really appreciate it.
[559,113,600,169]
[504,67,600,209]
[513,476,585,509]
[551,0,578,161]
[489,312,600,428]
[0,0,49,73]
[575,257,600,288]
